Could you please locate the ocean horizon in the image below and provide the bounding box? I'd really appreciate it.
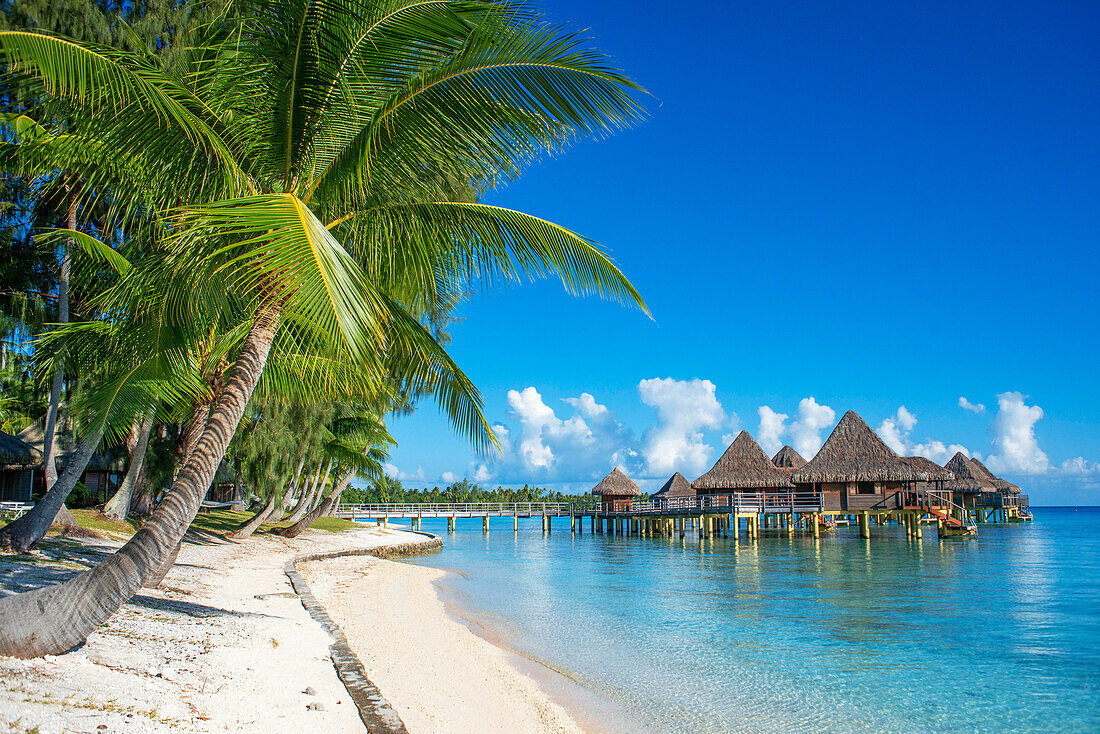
[400,507,1100,733]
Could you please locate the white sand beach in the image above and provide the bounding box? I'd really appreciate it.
[0,525,585,733]
[299,554,584,734]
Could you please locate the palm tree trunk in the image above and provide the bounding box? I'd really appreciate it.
[102,408,155,520]
[224,492,277,540]
[272,466,354,539]
[280,454,306,509]
[284,459,329,523]
[0,307,280,658]
[40,187,78,531]
[0,420,106,552]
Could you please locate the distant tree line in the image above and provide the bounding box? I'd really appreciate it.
[340,476,593,505]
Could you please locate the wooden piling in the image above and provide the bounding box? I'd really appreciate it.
[482,516,489,533]
[858,512,870,539]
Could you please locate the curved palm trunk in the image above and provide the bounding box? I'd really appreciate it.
[280,454,306,509]
[41,188,78,532]
[0,420,106,552]
[223,492,278,541]
[102,409,155,520]
[0,307,280,658]
[272,467,353,539]
[284,459,330,524]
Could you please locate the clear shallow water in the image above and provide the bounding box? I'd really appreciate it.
[398,508,1100,733]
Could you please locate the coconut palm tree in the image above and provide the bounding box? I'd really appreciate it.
[0,0,647,657]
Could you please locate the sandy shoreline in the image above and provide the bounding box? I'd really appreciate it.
[0,524,597,733]
[299,552,585,733]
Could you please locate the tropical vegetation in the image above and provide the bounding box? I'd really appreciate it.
[0,0,645,659]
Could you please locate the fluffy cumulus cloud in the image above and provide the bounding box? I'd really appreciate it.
[877,406,973,463]
[383,462,426,482]
[638,378,726,477]
[789,398,836,458]
[489,387,639,482]
[986,392,1051,475]
[1061,456,1100,475]
[757,406,789,455]
[959,397,986,414]
[754,399,835,458]
[440,471,458,483]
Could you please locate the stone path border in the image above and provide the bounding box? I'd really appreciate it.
[285,531,444,733]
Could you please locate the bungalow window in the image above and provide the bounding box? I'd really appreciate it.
[853,482,877,495]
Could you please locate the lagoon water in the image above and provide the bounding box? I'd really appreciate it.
[401,508,1099,733]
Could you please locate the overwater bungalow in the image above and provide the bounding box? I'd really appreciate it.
[0,430,41,504]
[653,472,695,503]
[771,445,807,470]
[943,452,998,509]
[791,411,952,511]
[968,456,1030,520]
[693,431,796,496]
[591,467,642,512]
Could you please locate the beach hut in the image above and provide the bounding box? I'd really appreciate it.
[692,431,795,495]
[18,419,124,505]
[790,411,946,512]
[0,430,41,503]
[591,467,642,512]
[653,472,695,501]
[771,445,807,470]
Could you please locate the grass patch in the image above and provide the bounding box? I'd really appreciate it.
[189,509,253,534]
[69,509,142,536]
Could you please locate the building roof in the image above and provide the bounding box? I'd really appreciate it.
[0,429,41,466]
[653,472,695,499]
[943,452,998,494]
[898,456,953,482]
[791,410,943,483]
[693,431,795,490]
[591,467,642,496]
[771,445,807,469]
[969,457,1022,495]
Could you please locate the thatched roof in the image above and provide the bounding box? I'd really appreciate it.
[0,430,40,466]
[969,457,1022,495]
[771,445,807,469]
[898,456,952,482]
[943,453,997,493]
[653,472,695,499]
[791,411,944,483]
[693,431,795,490]
[591,467,642,496]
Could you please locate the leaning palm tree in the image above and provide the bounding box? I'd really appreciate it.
[0,0,647,658]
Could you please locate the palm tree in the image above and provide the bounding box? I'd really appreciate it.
[0,0,646,657]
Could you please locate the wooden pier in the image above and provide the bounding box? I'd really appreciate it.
[333,486,1003,539]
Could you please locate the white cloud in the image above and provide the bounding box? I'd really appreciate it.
[441,471,458,483]
[470,463,494,482]
[959,397,986,414]
[877,406,973,464]
[383,462,426,482]
[986,392,1050,475]
[789,397,835,458]
[489,387,638,482]
[638,378,725,476]
[757,406,789,455]
[1061,457,1100,475]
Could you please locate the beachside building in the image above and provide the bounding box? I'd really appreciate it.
[0,430,41,504]
[591,467,642,512]
[653,472,695,503]
[17,419,124,505]
[692,431,796,496]
[943,452,998,513]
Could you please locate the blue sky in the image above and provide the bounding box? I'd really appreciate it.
[381,0,1100,504]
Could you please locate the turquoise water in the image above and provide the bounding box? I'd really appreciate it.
[400,508,1100,733]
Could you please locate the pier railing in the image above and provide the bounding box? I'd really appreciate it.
[335,502,590,518]
[614,491,825,516]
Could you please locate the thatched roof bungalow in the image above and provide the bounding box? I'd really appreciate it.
[771,445,807,469]
[693,431,795,494]
[0,430,40,503]
[653,472,695,501]
[591,467,641,512]
[791,411,950,511]
[970,457,1022,495]
[944,452,997,495]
